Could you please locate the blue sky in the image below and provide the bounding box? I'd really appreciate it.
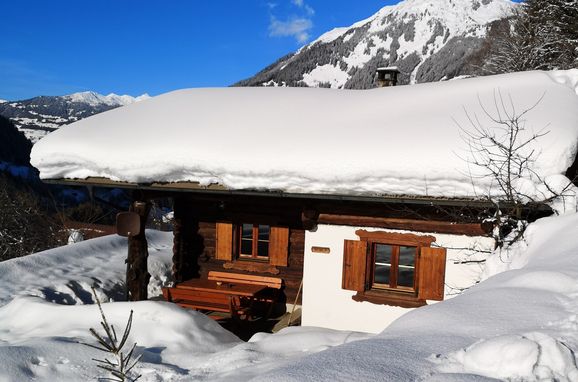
[0,0,395,100]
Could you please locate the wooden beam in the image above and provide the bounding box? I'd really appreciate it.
[318,214,488,236]
[355,230,436,246]
[301,209,319,231]
[43,177,521,210]
[126,201,151,301]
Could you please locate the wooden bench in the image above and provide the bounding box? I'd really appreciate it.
[208,271,282,289]
[162,271,283,320]
[162,287,233,313]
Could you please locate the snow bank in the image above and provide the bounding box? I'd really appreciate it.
[0,230,173,306]
[31,70,578,202]
[3,214,578,380]
[249,326,370,354]
[0,296,239,354]
[0,297,240,382]
[249,212,578,381]
[434,332,578,381]
[0,232,371,381]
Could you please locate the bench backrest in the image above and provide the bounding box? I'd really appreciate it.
[208,271,282,289]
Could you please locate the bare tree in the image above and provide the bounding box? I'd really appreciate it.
[0,174,62,260]
[457,91,573,246]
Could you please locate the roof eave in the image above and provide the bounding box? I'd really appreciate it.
[42,177,551,210]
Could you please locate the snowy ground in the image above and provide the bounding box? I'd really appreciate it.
[0,232,371,381]
[2,215,578,381]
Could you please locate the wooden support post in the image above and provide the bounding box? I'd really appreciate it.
[126,201,151,301]
[172,195,202,283]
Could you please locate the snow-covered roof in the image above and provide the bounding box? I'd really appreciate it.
[376,66,399,71]
[30,70,578,201]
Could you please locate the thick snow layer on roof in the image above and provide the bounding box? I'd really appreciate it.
[31,70,578,200]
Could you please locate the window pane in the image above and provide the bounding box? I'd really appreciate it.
[375,244,392,264]
[241,224,253,239]
[256,225,270,258]
[258,225,270,241]
[240,239,252,256]
[240,224,253,256]
[398,246,416,288]
[257,241,269,258]
[374,264,391,285]
[374,244,392,286]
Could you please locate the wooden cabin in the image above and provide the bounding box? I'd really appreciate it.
[44,177,550,332]
[30,72,578,333]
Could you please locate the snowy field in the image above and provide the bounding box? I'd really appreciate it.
[0,231,371,381]
[2,213,578,381]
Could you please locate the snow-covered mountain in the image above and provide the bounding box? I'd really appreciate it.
[0,91,150,142]
[237,0,515,88]
[66,91,150,107]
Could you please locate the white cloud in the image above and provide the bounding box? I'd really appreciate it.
[268,0,315,44]
[291,0,314,16]
[269,16,312,44]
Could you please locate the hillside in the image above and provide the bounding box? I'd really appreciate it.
[236,0,515,88]
[0,91,149,142]
[0,116,32,166]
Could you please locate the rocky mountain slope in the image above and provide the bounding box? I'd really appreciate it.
[0,92,149,142]
[236,0,515,89]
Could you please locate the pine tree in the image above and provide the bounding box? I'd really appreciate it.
[482,0,578,73]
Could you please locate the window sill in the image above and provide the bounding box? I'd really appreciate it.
[352,290,426,308]
[223,261,280,275]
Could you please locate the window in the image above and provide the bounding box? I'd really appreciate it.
[342,230,446,308]
[239,224,270,260]
[215,222,289,269]
[372,243,417,291]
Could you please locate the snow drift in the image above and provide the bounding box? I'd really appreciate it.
[251,212,578,381]
[2,213,578,380]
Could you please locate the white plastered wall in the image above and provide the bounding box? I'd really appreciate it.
[301,224,495,334]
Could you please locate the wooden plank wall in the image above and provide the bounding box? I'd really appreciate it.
[196,222,305,305]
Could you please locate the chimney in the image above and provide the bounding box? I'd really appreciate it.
[375,67,400,87]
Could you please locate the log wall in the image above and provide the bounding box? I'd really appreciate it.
[195,222,305,305]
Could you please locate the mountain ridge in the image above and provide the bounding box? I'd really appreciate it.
[0,91,149,142]
[236,0,515,89]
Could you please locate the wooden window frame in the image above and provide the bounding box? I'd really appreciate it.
[215,222,289,274]
[344,230,445,308]
[369,242,418,293]
[238,224,270,261]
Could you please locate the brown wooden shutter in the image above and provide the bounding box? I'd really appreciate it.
[342,240,367,292]
[418,247,447,301]
[269,227,289,266]
[215,223,233,261]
